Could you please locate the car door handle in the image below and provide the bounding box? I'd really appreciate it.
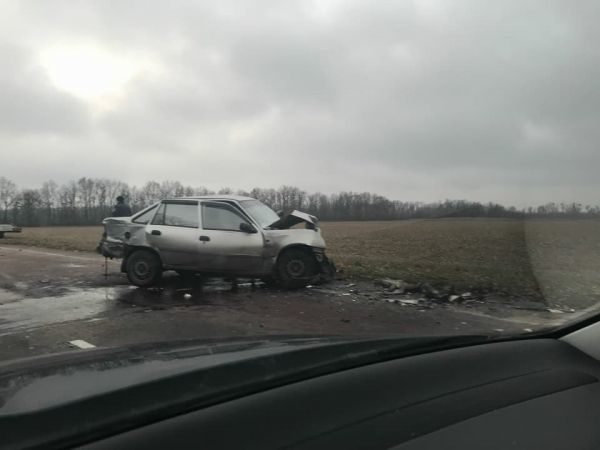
[199,235,210,242]
[151,230,162,236]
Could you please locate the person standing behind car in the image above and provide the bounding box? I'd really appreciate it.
[112,195,132,217]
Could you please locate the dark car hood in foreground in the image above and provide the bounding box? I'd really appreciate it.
[0,334,497,449]
[0,336,352,414]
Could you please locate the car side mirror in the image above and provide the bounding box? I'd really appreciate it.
[240,222,257,233]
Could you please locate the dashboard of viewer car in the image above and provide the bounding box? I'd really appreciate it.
[80,322,600,450]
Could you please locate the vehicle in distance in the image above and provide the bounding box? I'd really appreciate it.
[0,224,22,239]
[98,195,334,288]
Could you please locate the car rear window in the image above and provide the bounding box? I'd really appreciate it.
[132,205,158,224]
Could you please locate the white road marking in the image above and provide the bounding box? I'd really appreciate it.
[68,339,96,349]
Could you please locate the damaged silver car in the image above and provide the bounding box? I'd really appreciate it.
[98,195,334,289]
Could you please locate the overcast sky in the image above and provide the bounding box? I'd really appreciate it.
[0,0,598,206]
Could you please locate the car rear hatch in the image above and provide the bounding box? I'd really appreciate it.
[97,218,146,259]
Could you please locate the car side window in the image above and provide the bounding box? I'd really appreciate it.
[151,203,166,225]
[132,205,158,224]
[202,203,250,231]
[152,202,199,228]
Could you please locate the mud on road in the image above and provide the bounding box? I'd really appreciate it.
[0,245,575,361]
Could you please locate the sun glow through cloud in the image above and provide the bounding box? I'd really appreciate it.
[40,44,138,101]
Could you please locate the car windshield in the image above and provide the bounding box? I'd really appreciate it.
[0,1,599,367]
[240,200,280,228]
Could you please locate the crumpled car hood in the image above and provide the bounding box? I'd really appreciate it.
[268,210,319,229]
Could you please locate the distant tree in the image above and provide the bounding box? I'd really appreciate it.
[0,177,18,222]
[140,181,160,206]
[159,180,185,198]
[194,186,214,195]
[20,189,42,226]
[40,180,58,225]
[77,177,96,221]
[3,176,600,225]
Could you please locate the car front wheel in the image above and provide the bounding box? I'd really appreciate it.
[126,249,162,287]
[277,248,317,289]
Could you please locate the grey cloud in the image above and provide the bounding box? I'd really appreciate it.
[0,44,90,135]
[1,0,600,206]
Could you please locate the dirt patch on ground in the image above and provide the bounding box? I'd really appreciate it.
[322,219,541,299]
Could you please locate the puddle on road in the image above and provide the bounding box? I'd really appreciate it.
[0,277,270,335]
[115,279,266,308]
[0,288,124,336]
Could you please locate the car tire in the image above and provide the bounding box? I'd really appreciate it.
[277,248,317,289]
[126,249,162,287]
[0,232,4,239]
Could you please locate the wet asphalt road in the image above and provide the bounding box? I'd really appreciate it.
[0,245,569,361]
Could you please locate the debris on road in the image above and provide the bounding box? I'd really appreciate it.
[396,299,420,306]
[305,287,339,296]
[375,279,459,302]
[421,283,455,300]
[375,278,419,293]
[375,278,407,292]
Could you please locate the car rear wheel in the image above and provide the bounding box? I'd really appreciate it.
[277,248,317,289]
[126,249,162,287]
[0,232,4,239]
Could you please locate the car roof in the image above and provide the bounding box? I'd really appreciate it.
[166,195,255,202]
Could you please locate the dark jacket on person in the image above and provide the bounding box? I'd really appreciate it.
[112,203,132,217]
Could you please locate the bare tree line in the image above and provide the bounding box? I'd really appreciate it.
[0,176,599,227]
